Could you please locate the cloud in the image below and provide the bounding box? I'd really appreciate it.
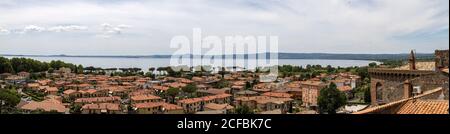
[0,0,448,55]
[97,23,132,38]
[23,25,45,33]
[0,27,10,35]
[47,25,88,32]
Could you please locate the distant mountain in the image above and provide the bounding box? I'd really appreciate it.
[0,52,434,61]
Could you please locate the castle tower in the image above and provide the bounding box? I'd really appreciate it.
[409,50,416,70]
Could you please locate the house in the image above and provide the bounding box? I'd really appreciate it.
[19,99,68,114]
[130,94,162,104]
[262,92,293,98]
[300,81,327,108]
[81,103,123,114]
[133,102,183,114]
[63,89,82,99]
[234,96,293,114]
[235,90,259,97]
[44,87,59,95]
[17,71,30,78]
[74,96,121,106]
[26,83,40,90]
[203,103,234,114]
[177,94,232,113]
[196,88,229,97]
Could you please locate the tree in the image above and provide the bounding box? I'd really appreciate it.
[368,62,377,67]
[244,81,252,90]
[0,57,14,73]
[182,84,197,95]
[235,105,254,114]
[0,88,21,113]
[317,83,346,114]
[76,65,84,74]
[166,87,180,103]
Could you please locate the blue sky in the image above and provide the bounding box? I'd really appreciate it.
[0,0,448,55]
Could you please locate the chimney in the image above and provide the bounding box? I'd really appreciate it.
[409,50,416,70]
[403,80,413,99]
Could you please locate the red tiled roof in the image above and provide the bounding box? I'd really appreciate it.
[262,92,293,98]
[131,94,161,101]
[82,103,121,111]
[396,100,448,114]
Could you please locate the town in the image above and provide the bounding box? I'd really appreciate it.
[0,50,448,114]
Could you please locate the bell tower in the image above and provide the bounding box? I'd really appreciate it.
[409,50,416,70]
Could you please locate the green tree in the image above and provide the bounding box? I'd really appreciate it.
[317,83,346,114]
[0,89,21,109]
[182,84,197,95]
[166,87,180,103]
[235,105,254,114]
[368,62,377,67]
[0,57,14,73]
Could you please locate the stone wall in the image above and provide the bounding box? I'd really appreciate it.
[435,50,449,69]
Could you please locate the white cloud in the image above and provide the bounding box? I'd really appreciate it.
[0,0,448,54]
[97,23,132,38]
[23,25,45,33]
[47,25,88,32]
[0,27,10,35]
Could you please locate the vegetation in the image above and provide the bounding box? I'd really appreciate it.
[0,56,83,74]
[235,105,254,114]
[213,79,230,89]
[166,87,181,103]
[182,84,197,97]
[0,88,21,114]
[317,83,347,114]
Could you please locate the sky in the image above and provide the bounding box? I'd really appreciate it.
[0,0,448,55]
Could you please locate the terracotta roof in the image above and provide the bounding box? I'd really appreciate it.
[204,103,234,110]
[178,94,232,104]
[197,88,228,95]
[152,85,169,91]
[63,89,77,95]
[20,99,67,113]
[262,92,293,98]
[396,100,448,114]
[300,81,326,86]
[45,87,59,92]
[354,87,445,114]
[236,90,258,95]
[75,96,121,103]
[134,102,182,110]
[131,94,161,101]
[27,83,40,88]
[82,103,121,111]
[337,86,352,92]
[161,103,183,110]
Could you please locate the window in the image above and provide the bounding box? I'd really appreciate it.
[376,82,383,102]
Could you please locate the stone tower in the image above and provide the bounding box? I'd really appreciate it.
[409,50,416,70]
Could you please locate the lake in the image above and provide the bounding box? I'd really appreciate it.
[3,56,378,71]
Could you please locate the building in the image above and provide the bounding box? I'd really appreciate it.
[354,87,448,114]
[130,94,162,104]
[74,96,121,106]
[177,94,232,114]
[234,96,293,114]
[81,103,123,114]
[19,99,68,114]
[300,81,327,107]
[368,50,449,106]
[133,102,183,114]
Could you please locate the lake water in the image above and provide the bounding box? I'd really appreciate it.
[3,56,378,71]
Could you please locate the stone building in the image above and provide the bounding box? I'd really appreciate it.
[368,50,449,106]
